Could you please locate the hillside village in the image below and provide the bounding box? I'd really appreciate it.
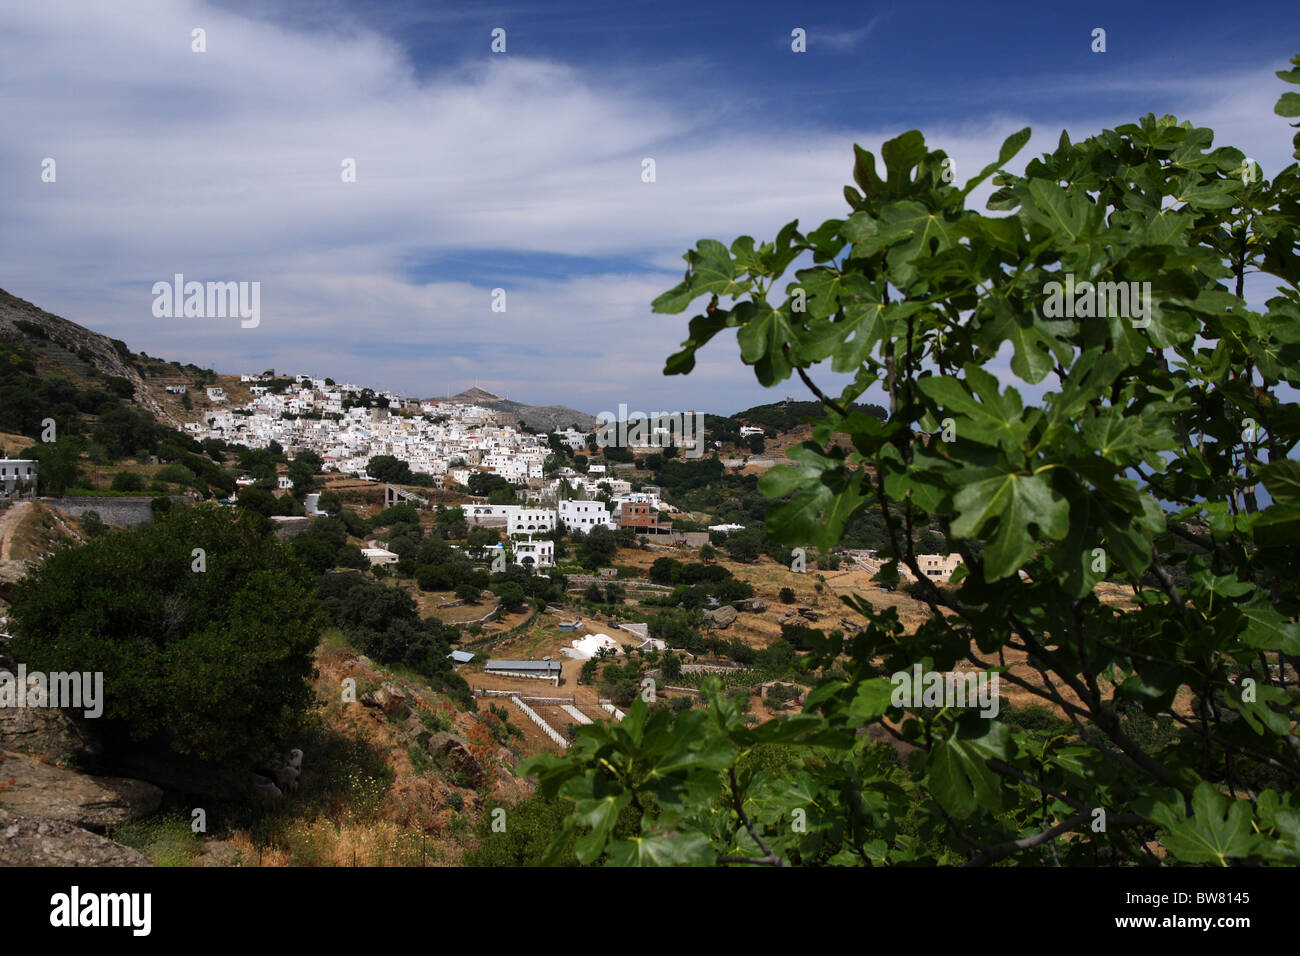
[0,292,995,867]
[0,285,1250,873]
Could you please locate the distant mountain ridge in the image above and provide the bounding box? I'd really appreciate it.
[444,387,597,432]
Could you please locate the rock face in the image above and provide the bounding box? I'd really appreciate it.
[703,605,738,629]
[0,701,102,765]
[427,731,484,789]
[0,751,163,829]
[0,808,151,867]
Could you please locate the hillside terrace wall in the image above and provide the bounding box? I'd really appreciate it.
[42,496,185,528]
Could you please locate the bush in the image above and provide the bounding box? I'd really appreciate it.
[80,510,108,538]
[110,471,145,492]
[8,506,323,764]
[778,587,796,604]
[155,463,196,487]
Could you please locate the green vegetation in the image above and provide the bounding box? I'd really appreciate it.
[9,505,323,765]
[522,60,1300,866]
[316,572,472,707]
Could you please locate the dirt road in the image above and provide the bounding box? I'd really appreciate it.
[0,501,31,562]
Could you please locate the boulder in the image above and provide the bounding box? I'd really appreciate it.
[703,605,738,629]
[797,606,821,621]
[0,751,162,829]
[427,731,484,789]
[0,808,152,867]
[734,598,767,613]
[362,682,408,716]
[0,698,102,765]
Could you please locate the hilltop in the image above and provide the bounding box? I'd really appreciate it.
[0,289,184,430]
[446,387,597,433]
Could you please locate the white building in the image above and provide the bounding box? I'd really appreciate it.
[553,429,587,450]
[361,546,399,567]
[558,499,614,531]
[512,536,555,569]
[509,509,556,536]
[0,459,37,498]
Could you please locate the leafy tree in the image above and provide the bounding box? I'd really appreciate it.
[724,531,761,563]
[435,505,468,540]
[662,650,682,680]
[8,506,322,764]
[579,524,618,568]
[496,581,527,613]
[467,471,514,499]
[367,454,412,484]
[461,794,580,866]
[714,578,754,603]
[21,438,80,495]
[522,61,1300,866]
[235,486,277,517]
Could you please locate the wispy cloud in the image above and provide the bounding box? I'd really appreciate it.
[813,17,882,53]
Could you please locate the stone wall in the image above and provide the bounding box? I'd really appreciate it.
[41,496,184,528]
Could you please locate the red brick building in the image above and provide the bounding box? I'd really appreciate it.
[616,500,672,534]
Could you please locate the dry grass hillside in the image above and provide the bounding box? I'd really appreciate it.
[114,635,537,867]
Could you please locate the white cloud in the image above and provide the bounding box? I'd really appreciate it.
[0,1,1291,416]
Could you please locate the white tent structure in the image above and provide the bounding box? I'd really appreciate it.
[564,632,622,660]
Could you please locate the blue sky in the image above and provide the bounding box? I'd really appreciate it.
[2,0,1298,415]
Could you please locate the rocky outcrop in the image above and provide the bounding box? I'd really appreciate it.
[0,751,162,829]
[0,808,152,866]
[0,701,102,765]
[427,731,484,789]
[362,682,409,717]
[703,605,738,629]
